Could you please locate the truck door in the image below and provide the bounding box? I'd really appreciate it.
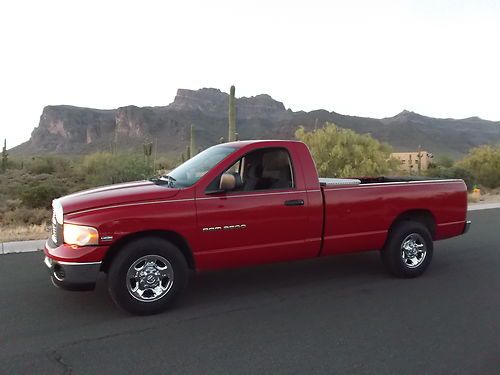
[194,147,313,270]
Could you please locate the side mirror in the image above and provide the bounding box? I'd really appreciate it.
[219,173,236,191]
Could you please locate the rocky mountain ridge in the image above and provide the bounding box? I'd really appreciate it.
[12,88,500,158]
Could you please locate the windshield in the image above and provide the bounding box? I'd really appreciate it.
[167,145,236,187]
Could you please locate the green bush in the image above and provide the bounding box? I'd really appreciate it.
[25,156,73,175]
[425,166,474,190]
[457,145,500,188]
[295,123,399,177]
[26,157,56,174]
[20,183,67,209]
[82,152,153,186]
[432,155,454,169]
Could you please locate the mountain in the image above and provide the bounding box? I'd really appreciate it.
[12,88,500,158]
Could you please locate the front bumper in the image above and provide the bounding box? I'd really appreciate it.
[44,256,101,291]
[44,241,105,291]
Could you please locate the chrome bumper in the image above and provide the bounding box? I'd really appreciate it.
[44,256,101,291]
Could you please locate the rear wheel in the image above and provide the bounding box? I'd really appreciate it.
[107,237,188,315]
[381,221,433,278]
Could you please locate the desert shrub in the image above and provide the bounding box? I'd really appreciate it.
[25,155,73,175]
[155,156,176,171]
[5,199,22,211]
[82,152,153,186]
[26,157,56,174]
[425,166,474,190]
[20,183,68,209]
[431,155,455,169]
[2,207,50,226]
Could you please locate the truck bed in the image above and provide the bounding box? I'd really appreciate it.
[319,177,467,256]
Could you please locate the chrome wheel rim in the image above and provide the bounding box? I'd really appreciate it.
[401,233,427,268]
[126,255,174,302]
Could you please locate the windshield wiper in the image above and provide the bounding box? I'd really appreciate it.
[149,175,176,188]
[161,174,177,188]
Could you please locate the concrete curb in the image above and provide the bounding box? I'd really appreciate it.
[468,203,500,211]
[1,239,45,255]
[0,203,498,255]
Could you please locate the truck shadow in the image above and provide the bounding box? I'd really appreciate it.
[85,251,386,316]
[179,251,387,309]
[54,241,457,321]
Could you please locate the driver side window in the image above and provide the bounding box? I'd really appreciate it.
[207,148,294,193]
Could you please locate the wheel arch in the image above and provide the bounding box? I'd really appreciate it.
[101,230,196,273]
[388,209,437,239]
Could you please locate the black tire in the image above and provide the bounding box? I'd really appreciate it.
[381,221,433,278]
[107,237,188,315]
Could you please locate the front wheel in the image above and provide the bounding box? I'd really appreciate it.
[107,237,188,315]
[381,221,433,278]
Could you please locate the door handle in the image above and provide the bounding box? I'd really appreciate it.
[284,199,304,206]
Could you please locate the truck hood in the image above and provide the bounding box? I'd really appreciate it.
[58,180,181,214]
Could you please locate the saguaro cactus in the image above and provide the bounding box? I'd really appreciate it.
[228,85,236,142]
[417,145,423,176]
[190,124,196,158]
[1,139,8,173]
[143,140,153,173]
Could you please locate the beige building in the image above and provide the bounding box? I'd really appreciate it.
[391,151,433,174]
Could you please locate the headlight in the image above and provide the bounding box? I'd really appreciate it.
[53,199,63,224]
[63,224,99,246]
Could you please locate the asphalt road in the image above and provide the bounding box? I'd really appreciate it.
[1,209,499,375]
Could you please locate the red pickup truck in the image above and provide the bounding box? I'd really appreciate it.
[44,140,470,315]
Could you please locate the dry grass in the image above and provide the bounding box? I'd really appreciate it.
[0,224,49,243]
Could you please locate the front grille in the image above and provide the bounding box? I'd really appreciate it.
[50,209,63,247]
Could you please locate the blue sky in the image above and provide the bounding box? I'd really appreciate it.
[1,0,499,148]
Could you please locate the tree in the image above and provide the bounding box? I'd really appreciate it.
[21,183,67,209]
[228,85,236,141]
[432,155,454,169]
[457,145,500,188]
[1,139,7,173]
[295,123,398,177]
[425,154,474,190]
